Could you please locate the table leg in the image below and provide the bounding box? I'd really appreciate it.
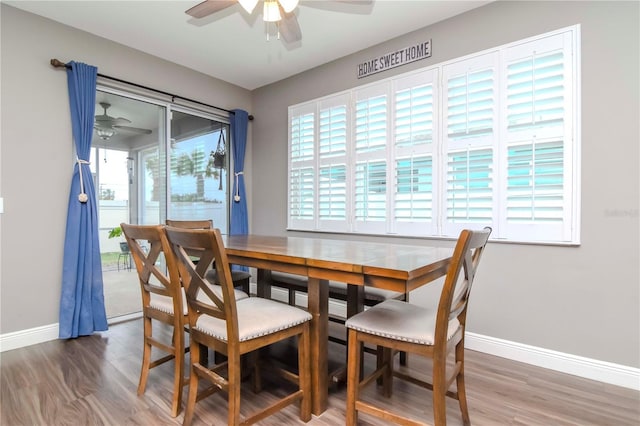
[330,284,365,384]
[256,269,272,299]
[347,284,365,379]
[307,277,329,415]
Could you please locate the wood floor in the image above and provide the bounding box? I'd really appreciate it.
[1,318,638,425]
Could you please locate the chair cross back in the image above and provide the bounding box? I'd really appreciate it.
[123,224,181,308]
[165,219,251,295]
[167,227,235,322]
[439,228,490,337]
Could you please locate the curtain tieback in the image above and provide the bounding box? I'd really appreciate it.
[234,171,244,202]
[76,158,90,203]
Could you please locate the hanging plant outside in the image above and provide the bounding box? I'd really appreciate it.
[210,129,226,190]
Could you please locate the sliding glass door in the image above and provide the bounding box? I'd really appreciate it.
[93,89,230,320]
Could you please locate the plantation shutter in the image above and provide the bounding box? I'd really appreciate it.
[288,103,316,230]
[442,53,498,236]
[501,31,575,242]
[353,83,389,233]
[318,94,350,232]
[392,69,438,236]
[354,160,386,226]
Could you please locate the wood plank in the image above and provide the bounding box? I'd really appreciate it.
[1,319,638,425]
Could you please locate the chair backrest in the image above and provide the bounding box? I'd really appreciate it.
[435,227,492,344]
[165,226,240,340]
[166,219,213,229]
[166,220,215,258]
[120,223,183,316]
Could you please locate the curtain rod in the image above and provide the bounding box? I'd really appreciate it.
[50,59,253,121]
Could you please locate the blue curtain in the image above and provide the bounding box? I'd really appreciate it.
[230,109,249,236]
[59,61,108,339]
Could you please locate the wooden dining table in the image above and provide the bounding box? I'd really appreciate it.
[223,234,453,416]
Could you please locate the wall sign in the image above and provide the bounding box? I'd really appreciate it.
[357,39,432,79]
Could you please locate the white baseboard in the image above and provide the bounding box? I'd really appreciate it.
[465,332,640,391]
[0,323,59,352]
[0,313,141,353]
[1,295,638,392]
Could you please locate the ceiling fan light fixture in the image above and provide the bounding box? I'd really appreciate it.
[238,0,259,14]
[278,0,299,13]
[96,127,116,140]
[263,0,281,22]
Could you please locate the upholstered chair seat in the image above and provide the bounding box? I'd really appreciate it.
[195,297,311,342]
[345,299,460,346]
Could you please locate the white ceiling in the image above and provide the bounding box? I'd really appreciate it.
[6,0,491,90]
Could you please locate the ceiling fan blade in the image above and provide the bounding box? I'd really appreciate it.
[95,116,131,125]
[278,7,301,43]
[113,117,132,125]
[186,0,237,18]
[114,125,152,135]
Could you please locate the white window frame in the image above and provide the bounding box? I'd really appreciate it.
[287,25,581,245]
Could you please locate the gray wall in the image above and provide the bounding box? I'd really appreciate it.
[0,5,252,334]
[251,1,639,368]
[1,1,638,370]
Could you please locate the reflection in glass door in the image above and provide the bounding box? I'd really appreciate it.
[94,90,165,320]
[168,110,229,231]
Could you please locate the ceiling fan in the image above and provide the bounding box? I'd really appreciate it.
[94,102,152,140]
[186,0,372,43]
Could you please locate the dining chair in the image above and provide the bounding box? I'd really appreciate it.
[120,223,189,417]
[165,219,251,294]
[164,226,312,426]
[345,227,492,426]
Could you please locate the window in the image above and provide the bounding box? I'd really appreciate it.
[288,26,580,244]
